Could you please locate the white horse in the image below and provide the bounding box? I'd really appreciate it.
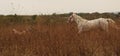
[67,13,118,33]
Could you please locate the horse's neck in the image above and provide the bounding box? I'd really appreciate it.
[74,15,87,24]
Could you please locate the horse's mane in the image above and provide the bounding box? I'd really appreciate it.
[73,13,87,21]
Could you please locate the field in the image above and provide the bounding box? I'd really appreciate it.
[0,13,120,56]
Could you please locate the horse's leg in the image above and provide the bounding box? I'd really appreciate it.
[78,27,83,34]
[103,23,109,32]
[100,21,109,32]
[78,30,82,33]
[105,26,109,32]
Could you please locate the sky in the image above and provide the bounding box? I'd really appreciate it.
[0,0,120,15]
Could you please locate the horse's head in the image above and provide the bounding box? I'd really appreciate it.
[67,13,86,24]
[67,13,76,23]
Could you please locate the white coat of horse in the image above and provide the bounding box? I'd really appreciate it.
[67,13,118,33]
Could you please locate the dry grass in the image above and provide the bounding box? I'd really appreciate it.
[0,21,120,56]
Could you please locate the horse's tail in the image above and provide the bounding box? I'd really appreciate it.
[107,19,120,29]
[107,19,115,24]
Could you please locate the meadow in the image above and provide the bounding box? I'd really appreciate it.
[0,13,120,56]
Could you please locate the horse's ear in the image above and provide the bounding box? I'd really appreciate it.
[72,12,75,15]
[72,12,75,14]
[71,12,74,14]
[69,12,74,15]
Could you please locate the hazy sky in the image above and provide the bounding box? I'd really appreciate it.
[0,0,120,15]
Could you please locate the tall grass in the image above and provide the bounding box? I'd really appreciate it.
[0,13,120,56]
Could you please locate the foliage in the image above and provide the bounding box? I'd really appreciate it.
[0,12,119,26]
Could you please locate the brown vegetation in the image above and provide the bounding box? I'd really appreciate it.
[0,13,120,56]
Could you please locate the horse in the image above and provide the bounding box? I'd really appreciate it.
[67,13,118,33]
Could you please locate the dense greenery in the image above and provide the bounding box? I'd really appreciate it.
[0,12,119,25]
